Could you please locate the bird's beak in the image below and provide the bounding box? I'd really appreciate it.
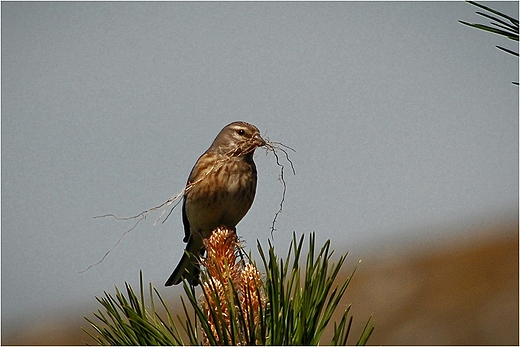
[253,133,266,147]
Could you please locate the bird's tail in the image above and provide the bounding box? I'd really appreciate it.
[165,238,203,286]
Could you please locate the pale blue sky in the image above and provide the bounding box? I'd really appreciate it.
[2,1,518,325]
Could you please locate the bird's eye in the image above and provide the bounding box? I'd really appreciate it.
[237,129,245,136]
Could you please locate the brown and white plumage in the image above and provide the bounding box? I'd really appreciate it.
[165,121,265,286]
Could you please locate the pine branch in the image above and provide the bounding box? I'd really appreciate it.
[85,230,374,345]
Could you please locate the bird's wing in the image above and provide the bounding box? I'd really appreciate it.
[182,152,212,243]
[181,195,190,243]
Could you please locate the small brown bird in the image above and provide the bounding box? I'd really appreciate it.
[165,121,266,286]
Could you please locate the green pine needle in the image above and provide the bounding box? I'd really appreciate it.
[85,233,374,345]
[459,1,518,84]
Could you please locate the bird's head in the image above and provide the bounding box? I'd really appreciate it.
[209,121,266,157]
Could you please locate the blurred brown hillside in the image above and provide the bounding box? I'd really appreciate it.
[2,219,518,345]
[343,219,518,345]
